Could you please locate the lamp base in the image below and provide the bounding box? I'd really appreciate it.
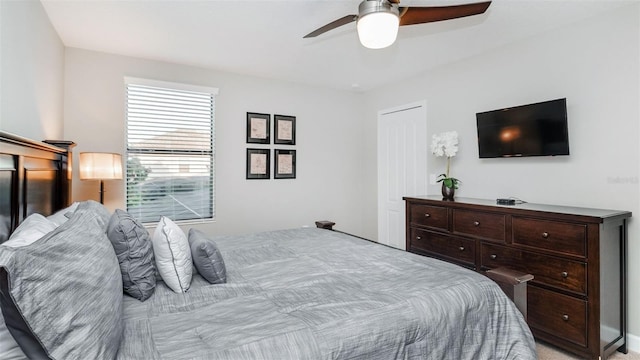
[99,180,105,204]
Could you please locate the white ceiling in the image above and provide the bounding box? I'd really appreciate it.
[41,0,634,92]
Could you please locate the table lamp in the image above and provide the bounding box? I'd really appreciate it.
[79,152,123,204]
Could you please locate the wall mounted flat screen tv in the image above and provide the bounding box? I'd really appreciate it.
[476,98,569,158]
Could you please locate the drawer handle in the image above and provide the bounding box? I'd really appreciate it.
[562,314,569,321]
[473,221,480,227]
[459,246,465,251]
[490,254,497,260]
[561,271,568,278]
[542,232,550,239]
[425,213,431,218]
[416,236,422,240]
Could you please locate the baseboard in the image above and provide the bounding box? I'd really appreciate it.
[629,332,640,353]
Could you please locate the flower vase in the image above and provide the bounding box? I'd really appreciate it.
[441,183,455,201]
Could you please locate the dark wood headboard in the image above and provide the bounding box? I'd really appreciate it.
[0,131,75,242]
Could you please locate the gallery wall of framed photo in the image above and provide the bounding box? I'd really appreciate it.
[246,112,296,180]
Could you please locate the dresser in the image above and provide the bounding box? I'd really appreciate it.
[403,196,631,360]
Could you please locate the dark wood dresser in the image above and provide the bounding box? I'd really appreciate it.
[403,196,631,360]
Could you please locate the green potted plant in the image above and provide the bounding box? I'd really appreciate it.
[430,131,460,200]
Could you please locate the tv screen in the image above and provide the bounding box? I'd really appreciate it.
[476,98,569,158]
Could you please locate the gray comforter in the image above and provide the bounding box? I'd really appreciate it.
[117,228,536,359]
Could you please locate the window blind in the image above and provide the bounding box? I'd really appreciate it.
[125,81,215,224]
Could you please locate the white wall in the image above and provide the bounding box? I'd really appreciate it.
[363,3,640,343]
[64,48,367,237]
[0,0,64,140]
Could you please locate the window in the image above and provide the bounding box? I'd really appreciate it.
[125,78,217,224]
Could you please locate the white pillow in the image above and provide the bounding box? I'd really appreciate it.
[151,217,192,293]
[46,202,79,227]
[3,214,57,248]
[0,317,27,360]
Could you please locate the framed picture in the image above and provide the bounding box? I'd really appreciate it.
[274,149,296,179]
[274,114,296,145]
[246,112,270,144]
[246,148,270,179]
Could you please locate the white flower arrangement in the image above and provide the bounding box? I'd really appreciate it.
[430,131,460,190]
[430,131,459,158]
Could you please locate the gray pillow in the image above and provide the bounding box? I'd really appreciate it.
[188,228,227,284]
[82,200,112,230]
[107,209,156,301]
[0,200,123,360]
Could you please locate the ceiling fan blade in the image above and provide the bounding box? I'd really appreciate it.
[303,14,358,38]
[399,1,491,27]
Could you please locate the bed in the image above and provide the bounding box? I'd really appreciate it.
[0,131,536,360]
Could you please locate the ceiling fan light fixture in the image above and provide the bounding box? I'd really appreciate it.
[356,1,399,49]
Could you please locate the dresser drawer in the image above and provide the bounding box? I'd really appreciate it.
[481,243,586,295]
[512,217,586,257]
[409,204,448,231]
[409,228,475,268]
[528,286,587,347]
[453,209,505,241]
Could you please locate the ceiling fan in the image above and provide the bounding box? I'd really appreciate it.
[304,0,492,49]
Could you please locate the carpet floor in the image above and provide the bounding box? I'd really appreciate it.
[536,342,640,359]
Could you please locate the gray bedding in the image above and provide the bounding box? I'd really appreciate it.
[117,228,536,360]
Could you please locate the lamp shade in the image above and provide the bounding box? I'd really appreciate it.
[357,10,399,49]
[79,152,123,180]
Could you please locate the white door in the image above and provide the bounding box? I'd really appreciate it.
[377,101,427,249]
